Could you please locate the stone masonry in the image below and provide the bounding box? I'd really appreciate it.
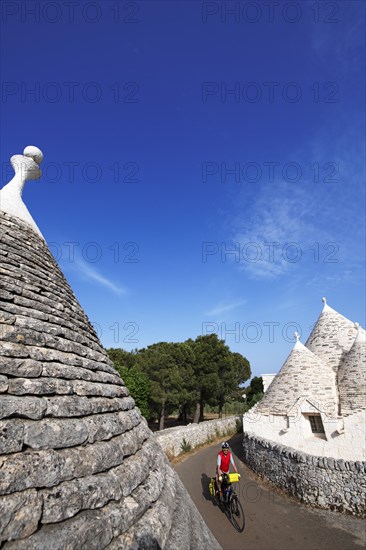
[256,342,338,417]
[155,416,241,458]
[305,303,358,374]
[242,300,365,510]
[0,210,221,549]
[243,433,366,517]
[338,327,366,416]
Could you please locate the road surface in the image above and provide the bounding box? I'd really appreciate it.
[174,433,365,550]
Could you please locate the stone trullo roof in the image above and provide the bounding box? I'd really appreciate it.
[338,324,366,417]
[256,336,338,416]
[305,298,358,373]
[0,147,220,549]
[257,301,365,420]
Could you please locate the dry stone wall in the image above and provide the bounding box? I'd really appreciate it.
[0,210,221,549]
[242,433,366,517]
[155,416,241,457]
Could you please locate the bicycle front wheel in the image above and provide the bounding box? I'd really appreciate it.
[230,495,245,532]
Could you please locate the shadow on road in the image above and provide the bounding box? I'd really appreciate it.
[226,433,245,464]
[201,472,214,502]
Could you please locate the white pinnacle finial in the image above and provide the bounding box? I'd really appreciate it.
[23,145,43,165]
[0,145,44,239]
[354,322,360,330]
[293,331,306,351]
[321,296,333,313]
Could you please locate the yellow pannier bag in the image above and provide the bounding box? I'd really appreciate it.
[209,478,216,495]
[228,473,240,483]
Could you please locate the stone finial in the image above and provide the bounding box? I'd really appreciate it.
[354,322,360,330]
[321,296,333,313]
[0,146,44,239]
[24,145,44,165]
[293,331,307,351]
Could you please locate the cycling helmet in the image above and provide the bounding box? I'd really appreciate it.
[221,442,230,449]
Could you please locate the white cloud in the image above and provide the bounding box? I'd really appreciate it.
[69,257,127,297]
[230,120,365,280]
[205,300,246,317]
[232,183,331,279]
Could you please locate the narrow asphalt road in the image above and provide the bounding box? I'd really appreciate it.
[174,433,365,550]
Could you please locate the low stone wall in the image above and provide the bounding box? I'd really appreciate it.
[155,416,241,457]
[243,433,366,517]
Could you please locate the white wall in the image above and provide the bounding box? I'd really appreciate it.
[243,408,365,461]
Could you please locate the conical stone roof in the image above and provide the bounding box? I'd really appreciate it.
[305,299,357,373]
[338,325,366,417]
[256,339,338,416]
[0,149,220,548]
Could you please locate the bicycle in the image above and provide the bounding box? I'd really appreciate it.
[209,472,245,532]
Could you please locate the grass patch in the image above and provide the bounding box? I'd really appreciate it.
[180,438,192,453]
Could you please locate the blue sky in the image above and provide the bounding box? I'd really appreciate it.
[1,1,365,380]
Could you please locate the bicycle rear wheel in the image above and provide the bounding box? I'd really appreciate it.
[230,495,245,532]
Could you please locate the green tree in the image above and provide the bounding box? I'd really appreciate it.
[107,348,138,369]
[135,342,183,430]
[217,351,251,418]
[114,363,151,419]
[187,335,251,422]
[187,335,228,423]
[172,342,198,423]
[244,376,264,408]
[250,390,264,407]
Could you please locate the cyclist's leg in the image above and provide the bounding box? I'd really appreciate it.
[216,467,223,499]
[221,473,230,502]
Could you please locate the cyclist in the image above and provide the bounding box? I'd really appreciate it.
[216,441,239,501]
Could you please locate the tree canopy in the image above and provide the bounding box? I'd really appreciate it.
[107,334,251,430]
[244,376,264,408]
[187,335,251,422]
[113,363,151,419]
